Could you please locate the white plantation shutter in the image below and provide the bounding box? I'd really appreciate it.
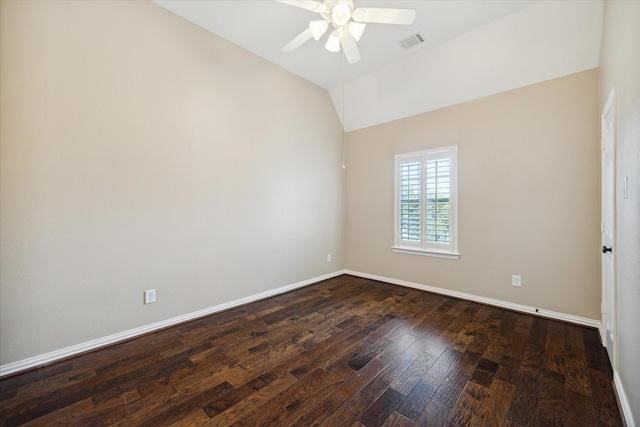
[397,154,422,248]
[424,150,452,251]
[394,147,458,257]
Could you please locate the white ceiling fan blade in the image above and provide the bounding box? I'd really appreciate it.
[339,32,361,64]
[353,8,416,25]
[274,0,327,14]
[282,28,313,52]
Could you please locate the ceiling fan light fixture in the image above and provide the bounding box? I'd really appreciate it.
[309,19,329,40]
[347,22,366,42]
[278,0,416,62]
[325,31,341,52]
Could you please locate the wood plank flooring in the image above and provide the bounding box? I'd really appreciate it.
[0,275,624,426]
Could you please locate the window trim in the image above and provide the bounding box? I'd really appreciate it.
[392,146,460,259]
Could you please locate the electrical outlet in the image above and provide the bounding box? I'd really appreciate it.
[327,254,332,262]
[512,275,522,287]
[144,289,156,304]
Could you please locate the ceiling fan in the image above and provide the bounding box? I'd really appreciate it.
[276,0,416,64]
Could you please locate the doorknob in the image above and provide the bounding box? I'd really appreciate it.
[602,246,613,254]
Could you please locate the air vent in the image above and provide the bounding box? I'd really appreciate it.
[399,32,426,50]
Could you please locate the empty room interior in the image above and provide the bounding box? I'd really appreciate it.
[0,0,638,426]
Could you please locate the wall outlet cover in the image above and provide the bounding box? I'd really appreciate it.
[144,289,156,304]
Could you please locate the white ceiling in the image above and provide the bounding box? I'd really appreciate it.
[153,0,604,131]
[153,0,540,90]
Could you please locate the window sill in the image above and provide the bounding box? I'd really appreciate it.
[391,246,461,259]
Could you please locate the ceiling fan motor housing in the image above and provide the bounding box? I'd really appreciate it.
[331,3,351,26]
[321,0,356,28]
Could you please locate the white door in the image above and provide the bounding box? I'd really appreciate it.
[601,89,616,369]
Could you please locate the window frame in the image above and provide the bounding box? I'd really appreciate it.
[392,146,460,259]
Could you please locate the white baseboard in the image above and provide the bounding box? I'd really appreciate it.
[0,270,344,378]
[344,270,601,329]
[614,371,636,427]
[0,269,604,379]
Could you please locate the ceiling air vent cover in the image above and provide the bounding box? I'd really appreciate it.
[399,32,426,50]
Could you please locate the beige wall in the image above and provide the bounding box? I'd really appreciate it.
[599,1,640,422]
[344,70,601,320]
[0,0,343,365]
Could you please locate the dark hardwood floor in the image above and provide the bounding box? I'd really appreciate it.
[0,275,623,426]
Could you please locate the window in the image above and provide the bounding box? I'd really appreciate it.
[393,146,459,259]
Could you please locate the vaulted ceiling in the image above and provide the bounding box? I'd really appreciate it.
[154,1,603,131]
